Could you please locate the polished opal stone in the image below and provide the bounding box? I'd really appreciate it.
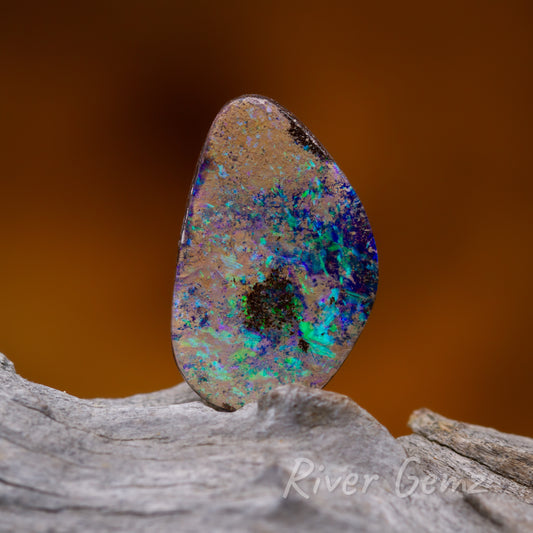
[172,95,378,410]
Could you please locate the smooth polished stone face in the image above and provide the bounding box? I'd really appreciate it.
[172,95,378,410]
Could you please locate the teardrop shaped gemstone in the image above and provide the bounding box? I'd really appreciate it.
[172,95,378,410]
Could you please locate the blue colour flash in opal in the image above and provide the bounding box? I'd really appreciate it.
[172,95,378,410]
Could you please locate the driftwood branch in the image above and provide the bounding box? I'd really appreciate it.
[0,351,531,532]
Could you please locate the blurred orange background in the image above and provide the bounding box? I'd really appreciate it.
[1,2,531,437]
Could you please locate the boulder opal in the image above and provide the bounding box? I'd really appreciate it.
[172,95,378,410]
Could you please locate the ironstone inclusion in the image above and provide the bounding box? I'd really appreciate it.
[172,95,378,410]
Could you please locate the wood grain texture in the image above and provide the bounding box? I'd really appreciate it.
[0,351,531,532]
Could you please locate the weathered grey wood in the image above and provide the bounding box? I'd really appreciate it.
[0,351,532,532]
[408,408,533,489]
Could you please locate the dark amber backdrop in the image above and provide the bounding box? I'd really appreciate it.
[1,2,531,437]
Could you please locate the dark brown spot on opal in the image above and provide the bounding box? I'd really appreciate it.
[280,109,328,161]
[298,338,310,353]
[243,268,301,333]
